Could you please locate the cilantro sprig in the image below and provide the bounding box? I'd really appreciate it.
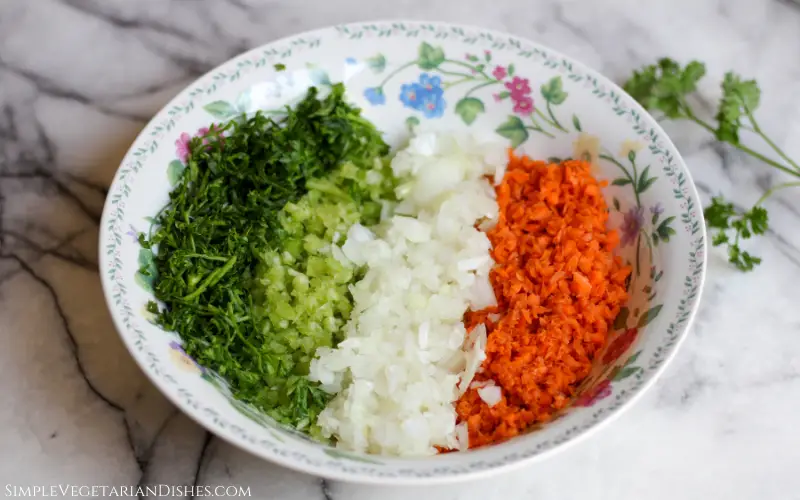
[624,58,800,271]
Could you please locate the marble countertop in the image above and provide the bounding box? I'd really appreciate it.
[2,0,800,498]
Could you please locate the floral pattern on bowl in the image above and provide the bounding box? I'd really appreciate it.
[100,21,706,485]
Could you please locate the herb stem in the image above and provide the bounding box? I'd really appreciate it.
[182,255,237,301]
[679,104,715,133]
[683,112,800,178]
[755,181,800,206]
[745,110,800,172]
[184,254,231,262]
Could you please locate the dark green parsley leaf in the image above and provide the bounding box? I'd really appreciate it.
[623,58,706,119]
[704,195,768,272]
[711,231,729,246]
[748,206,768,235]
[728,245,762,272]
[715,72,761,144]
[704,196,736,229]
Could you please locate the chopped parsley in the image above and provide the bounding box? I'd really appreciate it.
[143,83,394,433]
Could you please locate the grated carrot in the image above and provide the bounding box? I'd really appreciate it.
[456,152,631,448]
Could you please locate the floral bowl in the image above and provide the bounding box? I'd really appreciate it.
[99,21,706,484]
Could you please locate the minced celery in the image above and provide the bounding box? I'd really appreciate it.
[250,158,396,435]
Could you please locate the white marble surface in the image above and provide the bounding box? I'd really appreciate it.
[1,0,800,498]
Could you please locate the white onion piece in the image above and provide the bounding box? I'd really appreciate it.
[478,385,503,407]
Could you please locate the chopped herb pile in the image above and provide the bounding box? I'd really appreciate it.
[141,83,394,434]
[624,58,800,271]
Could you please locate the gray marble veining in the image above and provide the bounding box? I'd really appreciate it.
[2,0,800,498]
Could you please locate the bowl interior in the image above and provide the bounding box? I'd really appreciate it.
[100,21,705,483]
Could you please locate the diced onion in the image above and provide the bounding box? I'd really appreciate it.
[309,131,505,456]
[477,385,503,407]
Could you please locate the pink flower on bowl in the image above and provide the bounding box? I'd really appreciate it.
[175,125,223,164]
[504,76,531,98]
[492,65,507,80]
[175,132,192,163]
[512,96,534,116]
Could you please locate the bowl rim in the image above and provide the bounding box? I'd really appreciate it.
[99,19,707,485]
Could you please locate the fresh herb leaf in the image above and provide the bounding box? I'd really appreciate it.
[704,196,768,272]
[623,58,705,119]
[715,72,760,143]
[704,196,736,229]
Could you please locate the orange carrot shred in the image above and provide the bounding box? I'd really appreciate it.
[456,153,631,448]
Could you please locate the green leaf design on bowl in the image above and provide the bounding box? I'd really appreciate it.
[167,160,185,186]
[366,53,387,73]
[417,42,445,70]
[134,248,158,292]
[203,100,238,119]
[637,304,663,328]
[454,97,485,125]
[541,76,568,104]
[653,216,678,245]
[495,115,529,148]
[572,114,582,131]
[613,307,630,330]
[134,272,153,293]
[613,365,642,381]
[637,165,657,193]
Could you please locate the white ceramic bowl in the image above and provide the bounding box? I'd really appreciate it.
[99,21,706,484]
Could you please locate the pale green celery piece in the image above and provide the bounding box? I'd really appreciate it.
[250,159,398,391]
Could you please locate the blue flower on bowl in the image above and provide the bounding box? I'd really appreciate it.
[399,83,421,108]
[418,91,445,118]
[418,73,442,94]
[363,87,386,105]
[399,73,446,118]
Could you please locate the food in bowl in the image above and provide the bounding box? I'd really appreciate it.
[102,21,706,482]
[140,81,631,456]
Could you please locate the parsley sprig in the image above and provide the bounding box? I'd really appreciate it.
[624,58,800,271]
